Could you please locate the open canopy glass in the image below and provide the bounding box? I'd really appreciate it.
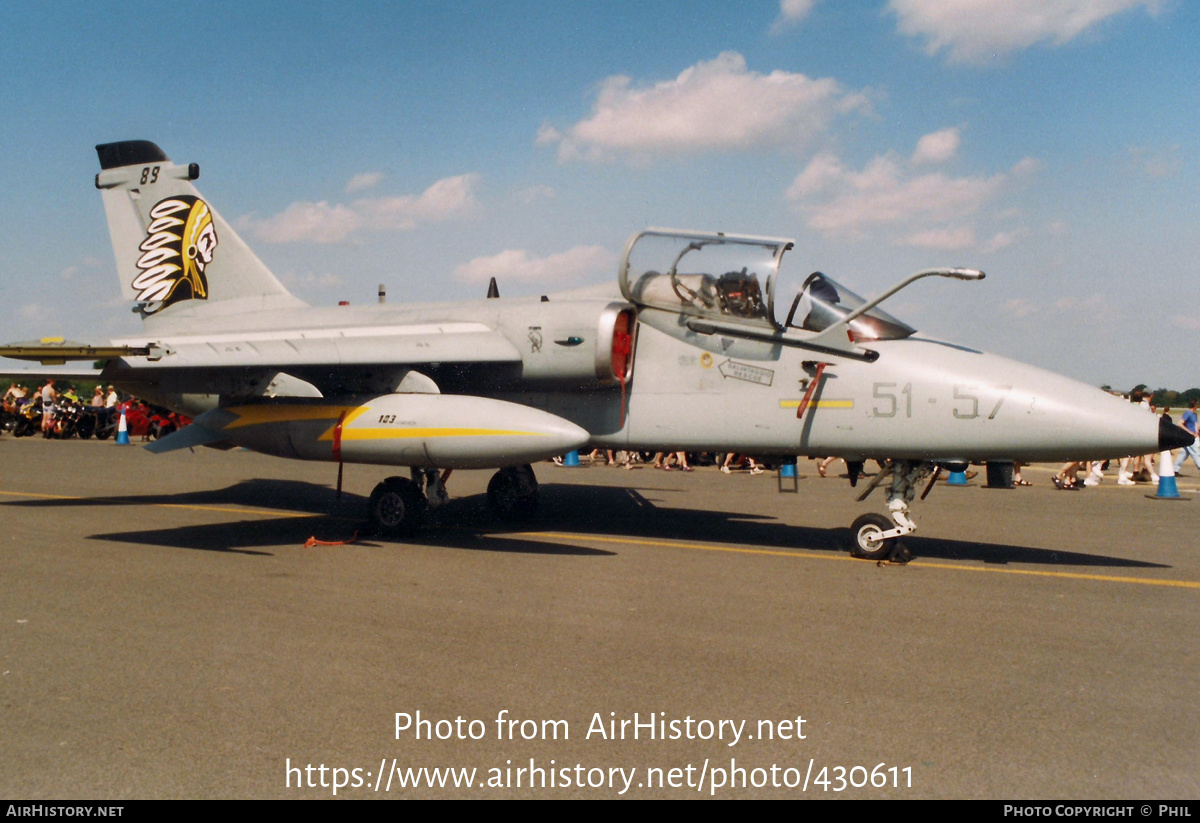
[619,229,916,341]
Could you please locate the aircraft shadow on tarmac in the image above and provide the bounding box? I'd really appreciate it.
[5,478,612,557]
[7,477,1163,568]
[502,483,1166,569]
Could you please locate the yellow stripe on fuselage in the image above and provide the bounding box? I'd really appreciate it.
[779,399,854,409]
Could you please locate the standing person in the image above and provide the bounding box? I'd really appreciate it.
[1173,400,1200,475]
[721,453,762,475]
[662,451,692,472]
[1053,461,1084,490]
[1137,391,1160,483]
[105,385,118,408]
[39,379,58,434]
[91,386,105,407]
[1012,460,1032,486]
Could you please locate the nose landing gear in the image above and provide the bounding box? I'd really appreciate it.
[846,459,933,563]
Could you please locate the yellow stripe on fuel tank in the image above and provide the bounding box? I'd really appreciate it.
[223,405,369,429]
[323,427,544,441]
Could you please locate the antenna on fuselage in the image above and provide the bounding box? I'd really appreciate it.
[487,277,500,299]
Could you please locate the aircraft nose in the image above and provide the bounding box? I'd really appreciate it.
[1159,416,1196,451]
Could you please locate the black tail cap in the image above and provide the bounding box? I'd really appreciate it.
[96,141,169,170]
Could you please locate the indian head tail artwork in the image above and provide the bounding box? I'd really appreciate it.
[134,195,217,314]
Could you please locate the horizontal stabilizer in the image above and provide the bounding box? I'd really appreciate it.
[144,421,231,454]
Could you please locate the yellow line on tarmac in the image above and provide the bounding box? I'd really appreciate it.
[513,531,1200,591]
[0,489,316,519]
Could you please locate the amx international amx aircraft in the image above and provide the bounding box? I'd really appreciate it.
[3,141,1192,561]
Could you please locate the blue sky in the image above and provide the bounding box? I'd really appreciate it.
[1,0,1196,389]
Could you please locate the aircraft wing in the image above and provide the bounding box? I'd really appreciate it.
[0,338,153,366]
[111,322,524,370]
[1,324,522,371]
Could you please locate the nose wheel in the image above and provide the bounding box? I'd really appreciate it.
[848,512,913,563]
[849,513,895,560]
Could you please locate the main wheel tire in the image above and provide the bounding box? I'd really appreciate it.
[487,465,539,521]
[368,477,427,537]
[849,512,895,560]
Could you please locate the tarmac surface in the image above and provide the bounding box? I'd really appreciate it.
[2,437,1197,799]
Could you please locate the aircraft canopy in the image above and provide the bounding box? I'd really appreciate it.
[619,229,916,340]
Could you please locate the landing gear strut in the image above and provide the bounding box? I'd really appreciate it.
[487,464,539,521]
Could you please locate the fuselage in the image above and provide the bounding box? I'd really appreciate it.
[107,292,1163,465]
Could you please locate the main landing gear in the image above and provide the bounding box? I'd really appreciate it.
[846,459,936,563]
[366,464,540,536]
[367,476,427,537]
[486,465,539,521]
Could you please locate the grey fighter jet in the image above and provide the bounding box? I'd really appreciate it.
[3,141,1192,560]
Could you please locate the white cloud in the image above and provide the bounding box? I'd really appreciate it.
[245,174,481,244]
[280,271,345,290]
[787,151,846,197]
[453,246,615,285]
[535,123,563,145]
[900,226,976,250]
[1011,157,1042,177]
[541,52,866,162]
[981,229,1027,253]
[889,0,1164,63]
[1001,298,1039,318]
[355,174,481,229]
[1053,294,1112,316]
[1002,294,1112,319]
[789,155,1004,236]
[787,130,1024,249]
[345,172,384,193]
[912,127,961,164]
[1128,145,1182,179]
[249,201,362,244]
[515,185,556,204]
[58,256,105,282]
[771,0,818,32]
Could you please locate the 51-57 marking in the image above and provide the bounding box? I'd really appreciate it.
[872,383,1011,419]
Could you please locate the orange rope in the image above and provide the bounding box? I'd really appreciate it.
[304,530,359,547]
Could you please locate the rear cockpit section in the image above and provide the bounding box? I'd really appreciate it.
[620,229,787,329]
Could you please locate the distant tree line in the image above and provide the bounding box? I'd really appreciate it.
[1102,384,1200,407]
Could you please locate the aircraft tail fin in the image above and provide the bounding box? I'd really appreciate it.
[95,141,305,326]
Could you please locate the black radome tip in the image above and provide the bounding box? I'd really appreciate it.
[1159,416,1195,451]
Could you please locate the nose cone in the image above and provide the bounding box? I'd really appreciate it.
[1160,417,1196,451]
